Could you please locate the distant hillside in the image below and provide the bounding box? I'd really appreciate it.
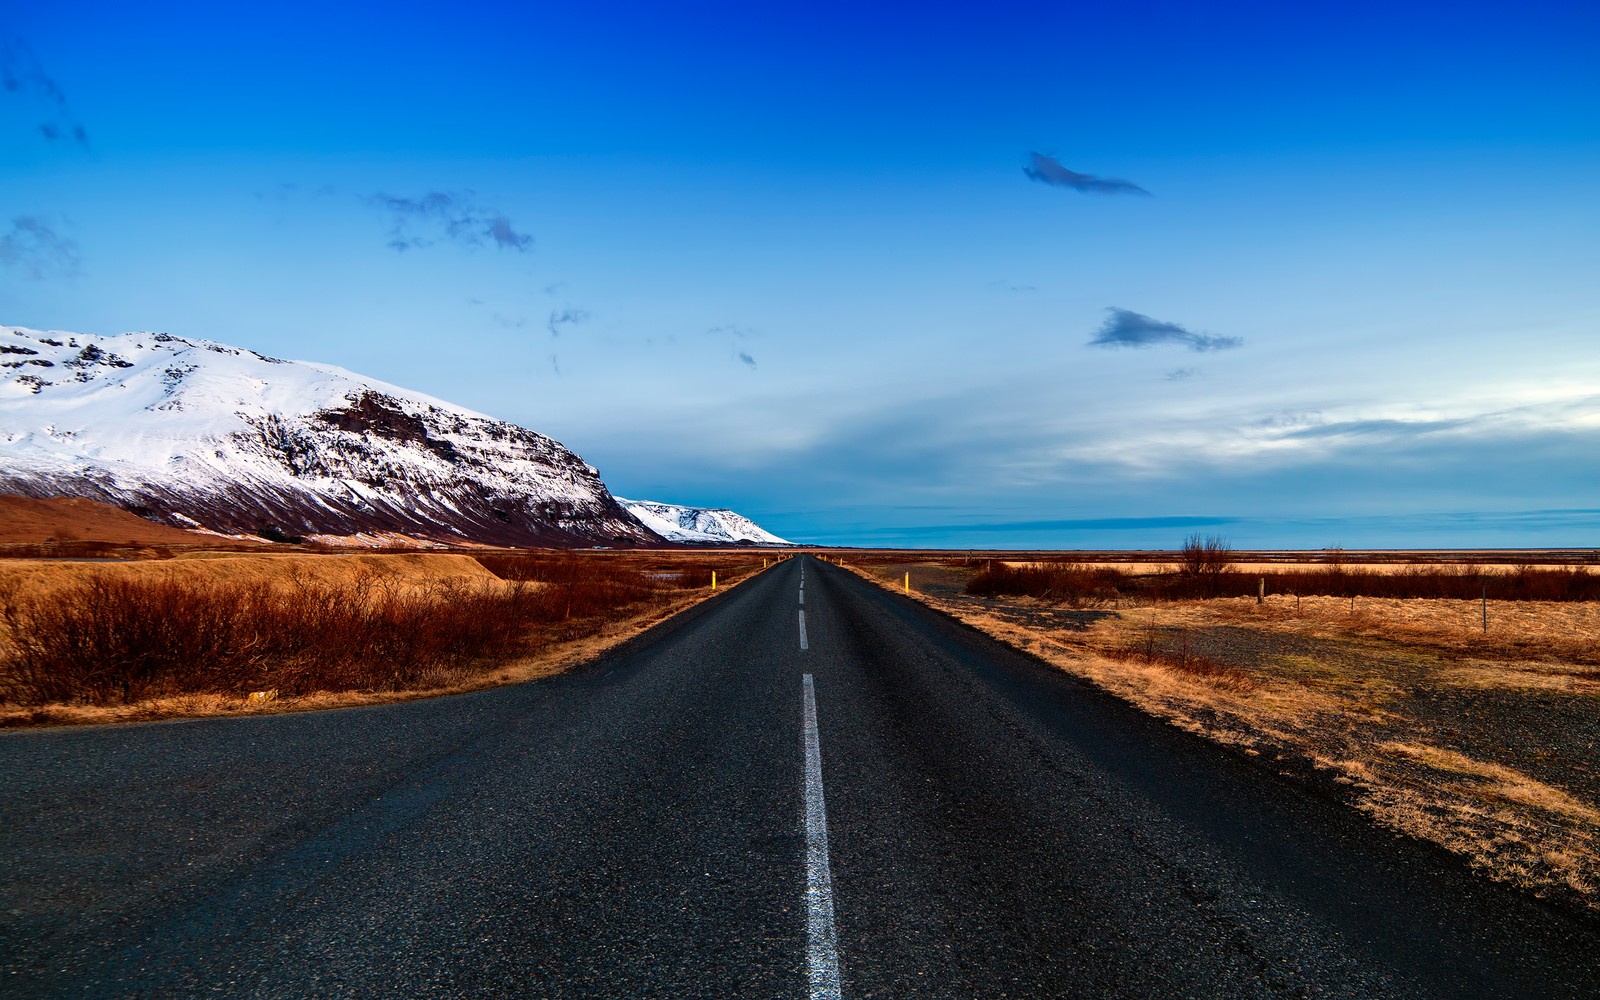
[0,494,258,546]
[616,498,790,545]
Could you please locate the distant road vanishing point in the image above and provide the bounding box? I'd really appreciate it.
[3,555,1598,997]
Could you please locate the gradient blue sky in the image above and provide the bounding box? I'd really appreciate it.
[3,1,1597,548]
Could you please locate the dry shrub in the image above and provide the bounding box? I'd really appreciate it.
[0,573,545,703]
[474,552,753,594]
[965,557,1600,604]
[473,553,659,615]
[0,551,767,706]
[1228,564,1600,602]
[1179,533,1234,596]
[965,561,1127,606]
[1101,643,1258,692]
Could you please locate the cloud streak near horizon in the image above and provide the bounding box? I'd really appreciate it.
[1090,309,1241,352]
[366,192,533,253]
[1023,153,1148,195]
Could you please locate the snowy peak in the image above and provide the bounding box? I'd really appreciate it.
[0,325,657,547]
[617,498,790,546]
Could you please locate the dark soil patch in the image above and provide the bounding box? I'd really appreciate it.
[1407,686,1600,804]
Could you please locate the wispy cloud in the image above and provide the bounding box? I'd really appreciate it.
[547,308,589,337]
[709,325,760,370]
[0,216,80,279]
[1282,417,1469,440]
[1,34,89,148]
[1023,153,1148,195]
[366,191,533,253]
[1165,367,1199,381]
[1090,308,1241,352]
[988,280,1037,293]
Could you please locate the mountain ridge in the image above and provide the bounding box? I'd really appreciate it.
[0,325,661,547]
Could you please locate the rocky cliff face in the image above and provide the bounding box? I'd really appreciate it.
[0,325,661,547]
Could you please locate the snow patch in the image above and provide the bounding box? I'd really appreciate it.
[616,498,791,546]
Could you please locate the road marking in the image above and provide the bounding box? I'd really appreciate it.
[802,674,843,1000]
[798,609,809,650]
[799,587,805,605]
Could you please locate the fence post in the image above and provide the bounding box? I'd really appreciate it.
[1258,577,1264,605]
[1482,582,1487,634]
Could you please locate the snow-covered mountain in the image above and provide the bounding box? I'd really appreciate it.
[616,498,790,546]
[0,325,659,547]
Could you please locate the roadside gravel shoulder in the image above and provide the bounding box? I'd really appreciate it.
[841,558,1600,915]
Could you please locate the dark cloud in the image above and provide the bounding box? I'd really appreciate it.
[366,191,533,253]
[0,216,80,279]
[738,351,757,369]
[1090,308,1241,352]
[547,308,589,337]
[2,34,90,148]
[1023,153,1148,195]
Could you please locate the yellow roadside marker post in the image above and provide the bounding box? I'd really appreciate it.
[905,572,910,594]
[712,570,717,590]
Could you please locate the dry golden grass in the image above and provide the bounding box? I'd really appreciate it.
[0,551,510,604]
[0,493,255,546]
[848,558,1600,911]
[0,550,781,726]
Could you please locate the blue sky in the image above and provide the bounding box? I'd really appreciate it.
[3,1,1597,548]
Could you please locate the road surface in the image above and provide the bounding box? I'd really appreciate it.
[3,555,1597,997]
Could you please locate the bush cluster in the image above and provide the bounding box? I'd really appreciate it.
[965,562,1126,607]
[966,561,1600,603]
[0,553,756,705]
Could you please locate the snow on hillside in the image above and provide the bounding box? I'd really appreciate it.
[0,325,659,546]
[616,498,790,546]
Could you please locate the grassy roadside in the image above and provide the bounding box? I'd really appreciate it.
[0,551,786,728]
[843,555,1600,913]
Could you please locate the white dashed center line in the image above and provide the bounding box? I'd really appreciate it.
[802,674,842,999]
[798,609,809,651]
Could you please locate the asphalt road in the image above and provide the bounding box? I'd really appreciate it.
[3,555,1597,998]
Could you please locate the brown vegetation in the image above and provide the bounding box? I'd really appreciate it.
[0,550,772,721]
[964,556,1600,602]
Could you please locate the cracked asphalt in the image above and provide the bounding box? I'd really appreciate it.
[2,555,1597,997]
